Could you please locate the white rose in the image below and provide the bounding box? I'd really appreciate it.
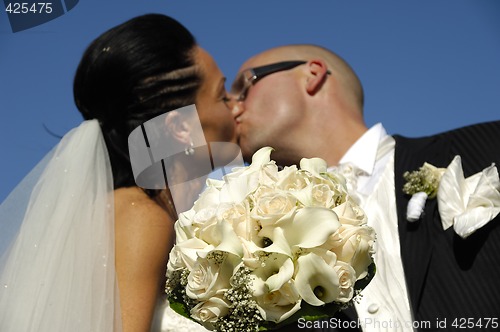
[250,185,275,202]
[193,210,245,256]
[328,225,375,280]
[186,252,239,300]
[325,170,349,190]
[174,210,196,242]
[276,165,308,191]
[217,201,259,242]
[193,185,222,212]
[332,201,367,226]
[167,238,212,274]
[217,202,247,225]
[311,184,335,207]
[190,295,230,330]
[333,261,356,303]
[192,207,219,244]
[253,191,297,234]
[291,181,346,209]
[253,281,301,323]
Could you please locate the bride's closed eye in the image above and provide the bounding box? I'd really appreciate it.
[219,89,232,109]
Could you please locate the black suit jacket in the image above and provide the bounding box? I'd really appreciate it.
[393,120,500,331]
[285,121,500,332]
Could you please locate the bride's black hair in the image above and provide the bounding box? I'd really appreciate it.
[73,14,201,193]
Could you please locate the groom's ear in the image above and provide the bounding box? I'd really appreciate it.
[164,110,191,144]
[305,59,329,95]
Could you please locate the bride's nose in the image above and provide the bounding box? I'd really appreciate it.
[231,100,245,120]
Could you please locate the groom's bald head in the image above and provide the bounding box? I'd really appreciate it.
[239,45,364,110]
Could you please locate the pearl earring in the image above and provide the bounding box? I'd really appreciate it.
[184,141,195,155]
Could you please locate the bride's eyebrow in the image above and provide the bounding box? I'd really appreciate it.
[216,77,227,95]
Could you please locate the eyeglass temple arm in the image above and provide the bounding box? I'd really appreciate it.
[251,61,307,80]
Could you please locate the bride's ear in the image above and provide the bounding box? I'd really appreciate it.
[164,110,191,145]
[305,59,329,95]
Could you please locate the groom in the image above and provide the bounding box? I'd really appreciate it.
[231,44,500,331]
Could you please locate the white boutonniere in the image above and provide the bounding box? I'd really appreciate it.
[403,162,446,222]
[403,156,500,238]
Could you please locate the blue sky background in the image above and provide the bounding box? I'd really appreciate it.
[1,0,499,202]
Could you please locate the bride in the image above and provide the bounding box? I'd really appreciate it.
[0,14,240,332]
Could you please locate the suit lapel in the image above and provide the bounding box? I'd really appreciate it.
[393,134,448,316]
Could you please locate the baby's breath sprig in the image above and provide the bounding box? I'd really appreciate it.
[215,266,264,332]
[166,269,196,314]
[207,250,227,265]
[402,163,445,198]
[165,269,182,300]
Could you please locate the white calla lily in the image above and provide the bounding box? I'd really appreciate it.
[251,255,302,323]
[281,207,341,248]
[205,177,225,189]
[249,146,274,167]
[256,226,292,257]
[300,157,328,178]
[212,220,244,257]
[265,257,295,292]
[295,253,340,306]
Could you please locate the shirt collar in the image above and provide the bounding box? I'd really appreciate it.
[338,123,388,175]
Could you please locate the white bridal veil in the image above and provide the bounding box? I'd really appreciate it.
[0,120,121,331]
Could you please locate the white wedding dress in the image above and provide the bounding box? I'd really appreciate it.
[151,296,209,332]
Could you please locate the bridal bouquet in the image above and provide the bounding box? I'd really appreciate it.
[166,147,376,331]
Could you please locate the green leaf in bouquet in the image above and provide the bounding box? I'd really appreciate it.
[169,300,191,319]
[354,262,376,291]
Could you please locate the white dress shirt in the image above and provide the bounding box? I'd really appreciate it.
[330,123,414,332]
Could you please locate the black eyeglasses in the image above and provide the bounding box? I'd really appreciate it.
[230,61,308,102]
